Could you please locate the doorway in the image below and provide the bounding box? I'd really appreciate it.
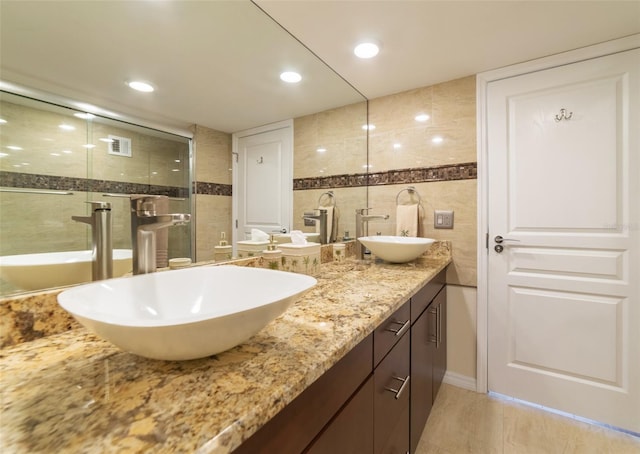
[478,37,639,432]
[232,120,293,253]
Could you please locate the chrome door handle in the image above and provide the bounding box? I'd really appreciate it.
[494,235,520,244]
[385,319,410,338]
[385,375,410,399]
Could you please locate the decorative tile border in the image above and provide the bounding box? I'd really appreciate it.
[367,162,477,186]
[294,162,477,190]
[0,171,189,198]
[194,181,232,196]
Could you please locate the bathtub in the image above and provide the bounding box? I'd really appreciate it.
[0,249,133,291]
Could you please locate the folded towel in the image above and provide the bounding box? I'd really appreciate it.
[251,228,269,241]
[396,204,419,237]
[290,230,308,245]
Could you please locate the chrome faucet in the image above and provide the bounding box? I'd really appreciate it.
[355,208,390,259]
[130,195,191,274]
[72,201,113,281]
[302,208,328,244]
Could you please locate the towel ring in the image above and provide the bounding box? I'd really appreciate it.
[395,186,422,206]
[318,191,336,207]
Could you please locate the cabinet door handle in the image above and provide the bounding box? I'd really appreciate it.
[384,319,410,338]
[428,307,438,345]
[384,375,410,400]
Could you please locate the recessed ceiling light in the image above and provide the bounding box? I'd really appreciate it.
[432,136,444,144]
[280,71,302,83]
[415,114,430,122]
[354,42,380,59]
[393,143,402,149]
[127,81,155,92]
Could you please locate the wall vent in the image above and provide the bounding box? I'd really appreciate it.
[108,135,132,157]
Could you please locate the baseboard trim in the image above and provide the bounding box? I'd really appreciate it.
[443,370,477,391]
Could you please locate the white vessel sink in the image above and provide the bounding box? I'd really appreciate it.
[358,236,435,263]
[0,249,132,291]
[57,265,317,360]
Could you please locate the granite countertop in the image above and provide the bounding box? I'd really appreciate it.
[0,252,451,453]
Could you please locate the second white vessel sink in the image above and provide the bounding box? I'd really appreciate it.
[57,265,317,360]
[358,236,435,263]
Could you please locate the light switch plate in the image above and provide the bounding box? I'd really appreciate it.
[434,210,454,229]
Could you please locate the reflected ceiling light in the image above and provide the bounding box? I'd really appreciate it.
[316,147,327,153]
[127,81,155,92]
[280,71,302,83]
[50,152,61,157]
[393,143,402,149]
[99,137,114,143]
[362,124,376,131]
[6,145,22,150]
[432,136,444,144]
[171,168,180,172]
[74,112,95,120]
[354,42,380,59]
[62,150,73,154]
[415,114,430,122]
[59,123,75,131]
[83,144,96,149]
[0,118,7,124]
[0,153,8,158]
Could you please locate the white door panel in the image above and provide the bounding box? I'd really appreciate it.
[233,122,292,249]
[487,48,639,432]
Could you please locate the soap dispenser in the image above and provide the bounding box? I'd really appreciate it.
[262,234,282,269]
[214,232,233,262]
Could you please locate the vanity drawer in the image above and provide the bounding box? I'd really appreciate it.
[373,300,410,367]
[374,331,410,454]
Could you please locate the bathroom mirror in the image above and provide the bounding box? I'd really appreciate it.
[0,2,368,296]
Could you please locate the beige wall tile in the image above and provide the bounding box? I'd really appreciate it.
[192,125,232,184]
[293,101,368,179]
[195,194,232,262]
[368,76,476,172]
[367,179,477,286]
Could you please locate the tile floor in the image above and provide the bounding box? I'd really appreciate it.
[416,384,640,454]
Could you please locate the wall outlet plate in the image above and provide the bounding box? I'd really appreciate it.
[434,210,454,229]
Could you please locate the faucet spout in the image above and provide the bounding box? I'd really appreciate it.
[302,208,328,244]
[130,195,191,274]
[355,208,389,259]
[72,201,113,281]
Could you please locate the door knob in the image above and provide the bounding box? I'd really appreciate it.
[495,245,504,253]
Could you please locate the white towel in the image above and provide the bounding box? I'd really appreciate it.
[316,206,334,244]
[396,204,419,237]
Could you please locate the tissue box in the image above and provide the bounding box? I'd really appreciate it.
[236,240,270,258]
[279,243,321,275]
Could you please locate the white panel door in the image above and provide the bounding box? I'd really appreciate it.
[487,49,639,432]
[233,122,292,246]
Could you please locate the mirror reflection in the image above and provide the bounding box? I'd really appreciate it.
[0,92,192,295]
[0,4,368,297]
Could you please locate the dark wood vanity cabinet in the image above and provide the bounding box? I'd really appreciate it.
[233,272,447,454]
[410,272,447,453]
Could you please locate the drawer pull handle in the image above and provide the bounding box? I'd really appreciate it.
[385,375,410,399]
[384,319,410,338]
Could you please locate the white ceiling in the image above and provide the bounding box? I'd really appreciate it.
[1,1,638,135]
